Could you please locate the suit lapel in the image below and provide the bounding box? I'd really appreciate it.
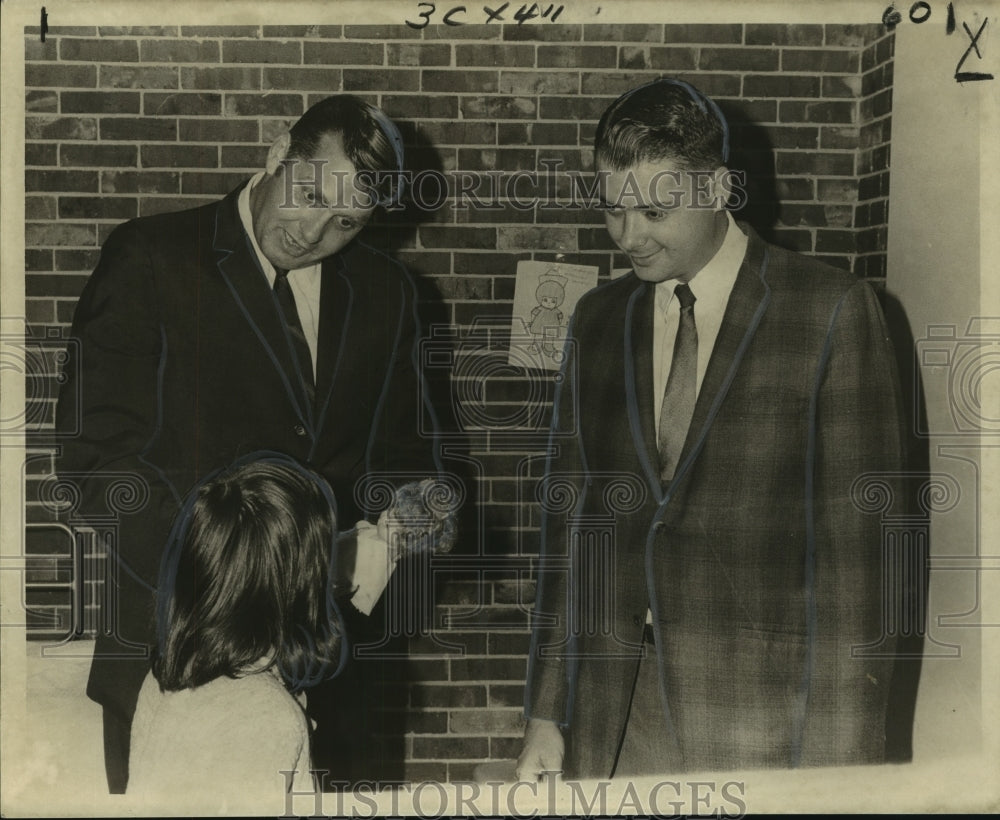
[666,225,772,502]
[623,280,665,498]
[313,254,353,438]
[211,185,313,429]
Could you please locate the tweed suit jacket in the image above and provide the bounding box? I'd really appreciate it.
[525,223,906,778]
[55,184,437,723]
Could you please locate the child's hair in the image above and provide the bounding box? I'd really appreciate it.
[535,280,566,307]
[154,453,347,693]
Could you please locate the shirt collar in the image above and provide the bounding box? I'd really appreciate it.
[237,172,275,282]
[655,210,747,314]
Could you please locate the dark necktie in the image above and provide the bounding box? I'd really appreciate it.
[273,268,315,407]
[657,283,697,484]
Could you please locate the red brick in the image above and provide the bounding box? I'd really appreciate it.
[825,24,882,47]
[462,96,536,120]
[26,144,58,166]
[100,118,178,142]
[774,178,815,201]
[487,683,526,707]
[60,38,138,62]
[708,48,778,72]
[223,40,301,64]
[456,44,534,67]
[383,95,458,120]
[142,145,217,169]
[304,42,384,65]
[180,66,261,91]
[669,73,741,97]
[180,26,259,37]
[345,68,419,92]
[537,45,615,68]
[744,74,820,98]
[100,171,179,195]
[580,71,654,96]
[220,145,269,168]
[138,197,216,217]
[99,66,178,90]
[453,252,528,277]
[26,169,99,193]
[25,38,56,61]
[502,25,581,42]
[262,26,342,38]
[264,68,343,95]
[746,24,823,46]
[410,736,488,760]
[98,26,178,36]
[779,100,856,124]
[26,91,58,113]
[61,92,140,115]
[179,120,259,143]
[717,98,778,124]
[785,49,859,74]
[58,196,137,221]
[176,172,250,197]
[585,23,662,42]
[814,229,856,253]
[25,250,53,271]
[618,46,649,70]
[26,196,57,219]
[25,300,56,325]
[224,94,303,118]
[823,76,862,99]
[490,737,524,759]
[24,274,88,297]
[661,23,742,43]
[500,71,576,95]
[61,144,138,167]
[648,46,699,70]
[139,39,220,63]
[421,226,496,250]
[25,117,97,141]
[24,222,97,248]
[344,25,421,40]
[418,122,496,145]
[499,226,574,252]
[777,150,854,176]
[387,43,452,66]
[538,96,610,121]
[144,92,222,116]
[423,70,498,94]
[25,64,97,88]
[449,709,524,735]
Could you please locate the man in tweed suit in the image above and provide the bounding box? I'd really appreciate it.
[517,79,907,779]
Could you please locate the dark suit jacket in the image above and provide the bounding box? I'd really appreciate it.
[56,184,437,722]
[525,224,907,777]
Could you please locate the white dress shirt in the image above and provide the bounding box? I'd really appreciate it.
[652,211,748,432]
[238,172,322,378]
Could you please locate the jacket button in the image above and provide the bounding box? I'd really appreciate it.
[293,425,307,437]
[631,614,642,626]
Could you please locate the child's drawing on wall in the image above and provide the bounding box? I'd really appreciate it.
[527,271,567,362]
[508,261,599,372]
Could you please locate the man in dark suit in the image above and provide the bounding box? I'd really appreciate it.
[517,79,907,779]
[55,95,438,792]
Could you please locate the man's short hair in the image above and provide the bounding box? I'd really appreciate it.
[288,94,404,206]
[595,78,729,171]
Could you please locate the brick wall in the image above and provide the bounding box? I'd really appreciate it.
[22,21,894,781]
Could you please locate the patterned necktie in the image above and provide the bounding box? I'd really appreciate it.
[657,283,697,484]
[273,268,315,407]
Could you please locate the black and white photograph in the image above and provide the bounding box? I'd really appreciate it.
[0,0,997,815]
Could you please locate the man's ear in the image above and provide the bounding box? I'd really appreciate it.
[711,165,732,211]
[265,132,292,176]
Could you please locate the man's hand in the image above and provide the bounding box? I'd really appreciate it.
[515,718,565,782]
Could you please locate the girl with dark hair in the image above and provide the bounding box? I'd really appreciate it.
[125,453,457,804]
[125,455,348,801]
